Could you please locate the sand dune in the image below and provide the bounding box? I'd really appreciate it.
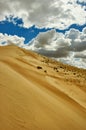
[0,45,86,130]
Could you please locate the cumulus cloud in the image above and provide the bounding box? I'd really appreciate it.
[29,27,86,53]
[83,27,86,34]
[28,29,71,57]
[74,51,86,59]
[0,0,86,29]
[0,33,25,47]
[28,27,86,68]
[66,28,86,52]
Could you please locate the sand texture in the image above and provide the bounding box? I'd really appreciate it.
[0,45,86,130]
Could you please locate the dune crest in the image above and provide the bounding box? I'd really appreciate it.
[0,45,86,130]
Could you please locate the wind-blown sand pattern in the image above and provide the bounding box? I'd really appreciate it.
[0,45,86,130]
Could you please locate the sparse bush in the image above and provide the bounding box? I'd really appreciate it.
[37,66,42,69]
[73,73,76,75]
[60,66,63,69]
[54,67,57,70]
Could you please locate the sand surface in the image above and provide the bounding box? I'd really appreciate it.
[0,45,86,130]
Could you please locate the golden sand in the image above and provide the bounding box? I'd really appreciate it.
[0,45,86,130]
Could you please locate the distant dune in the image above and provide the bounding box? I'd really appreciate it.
[0,45,86,130]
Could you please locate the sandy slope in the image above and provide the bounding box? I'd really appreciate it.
[0,45,86,130]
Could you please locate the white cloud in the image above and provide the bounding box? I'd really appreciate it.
[28,27,86,68]
[0,33,25,47]
[66,28,86,52]
[29,27,86,52]
[83,27,86,34]
[0,0,85,29]
[28,29,71,57]
[66,29,80,39]
[74,51,86,59]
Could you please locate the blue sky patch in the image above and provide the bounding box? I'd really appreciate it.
[0,17,86,44]
[76,0,86,7]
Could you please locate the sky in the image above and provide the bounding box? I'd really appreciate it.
[0,0,86,69]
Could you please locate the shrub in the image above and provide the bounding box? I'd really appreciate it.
[37,66,42,69]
